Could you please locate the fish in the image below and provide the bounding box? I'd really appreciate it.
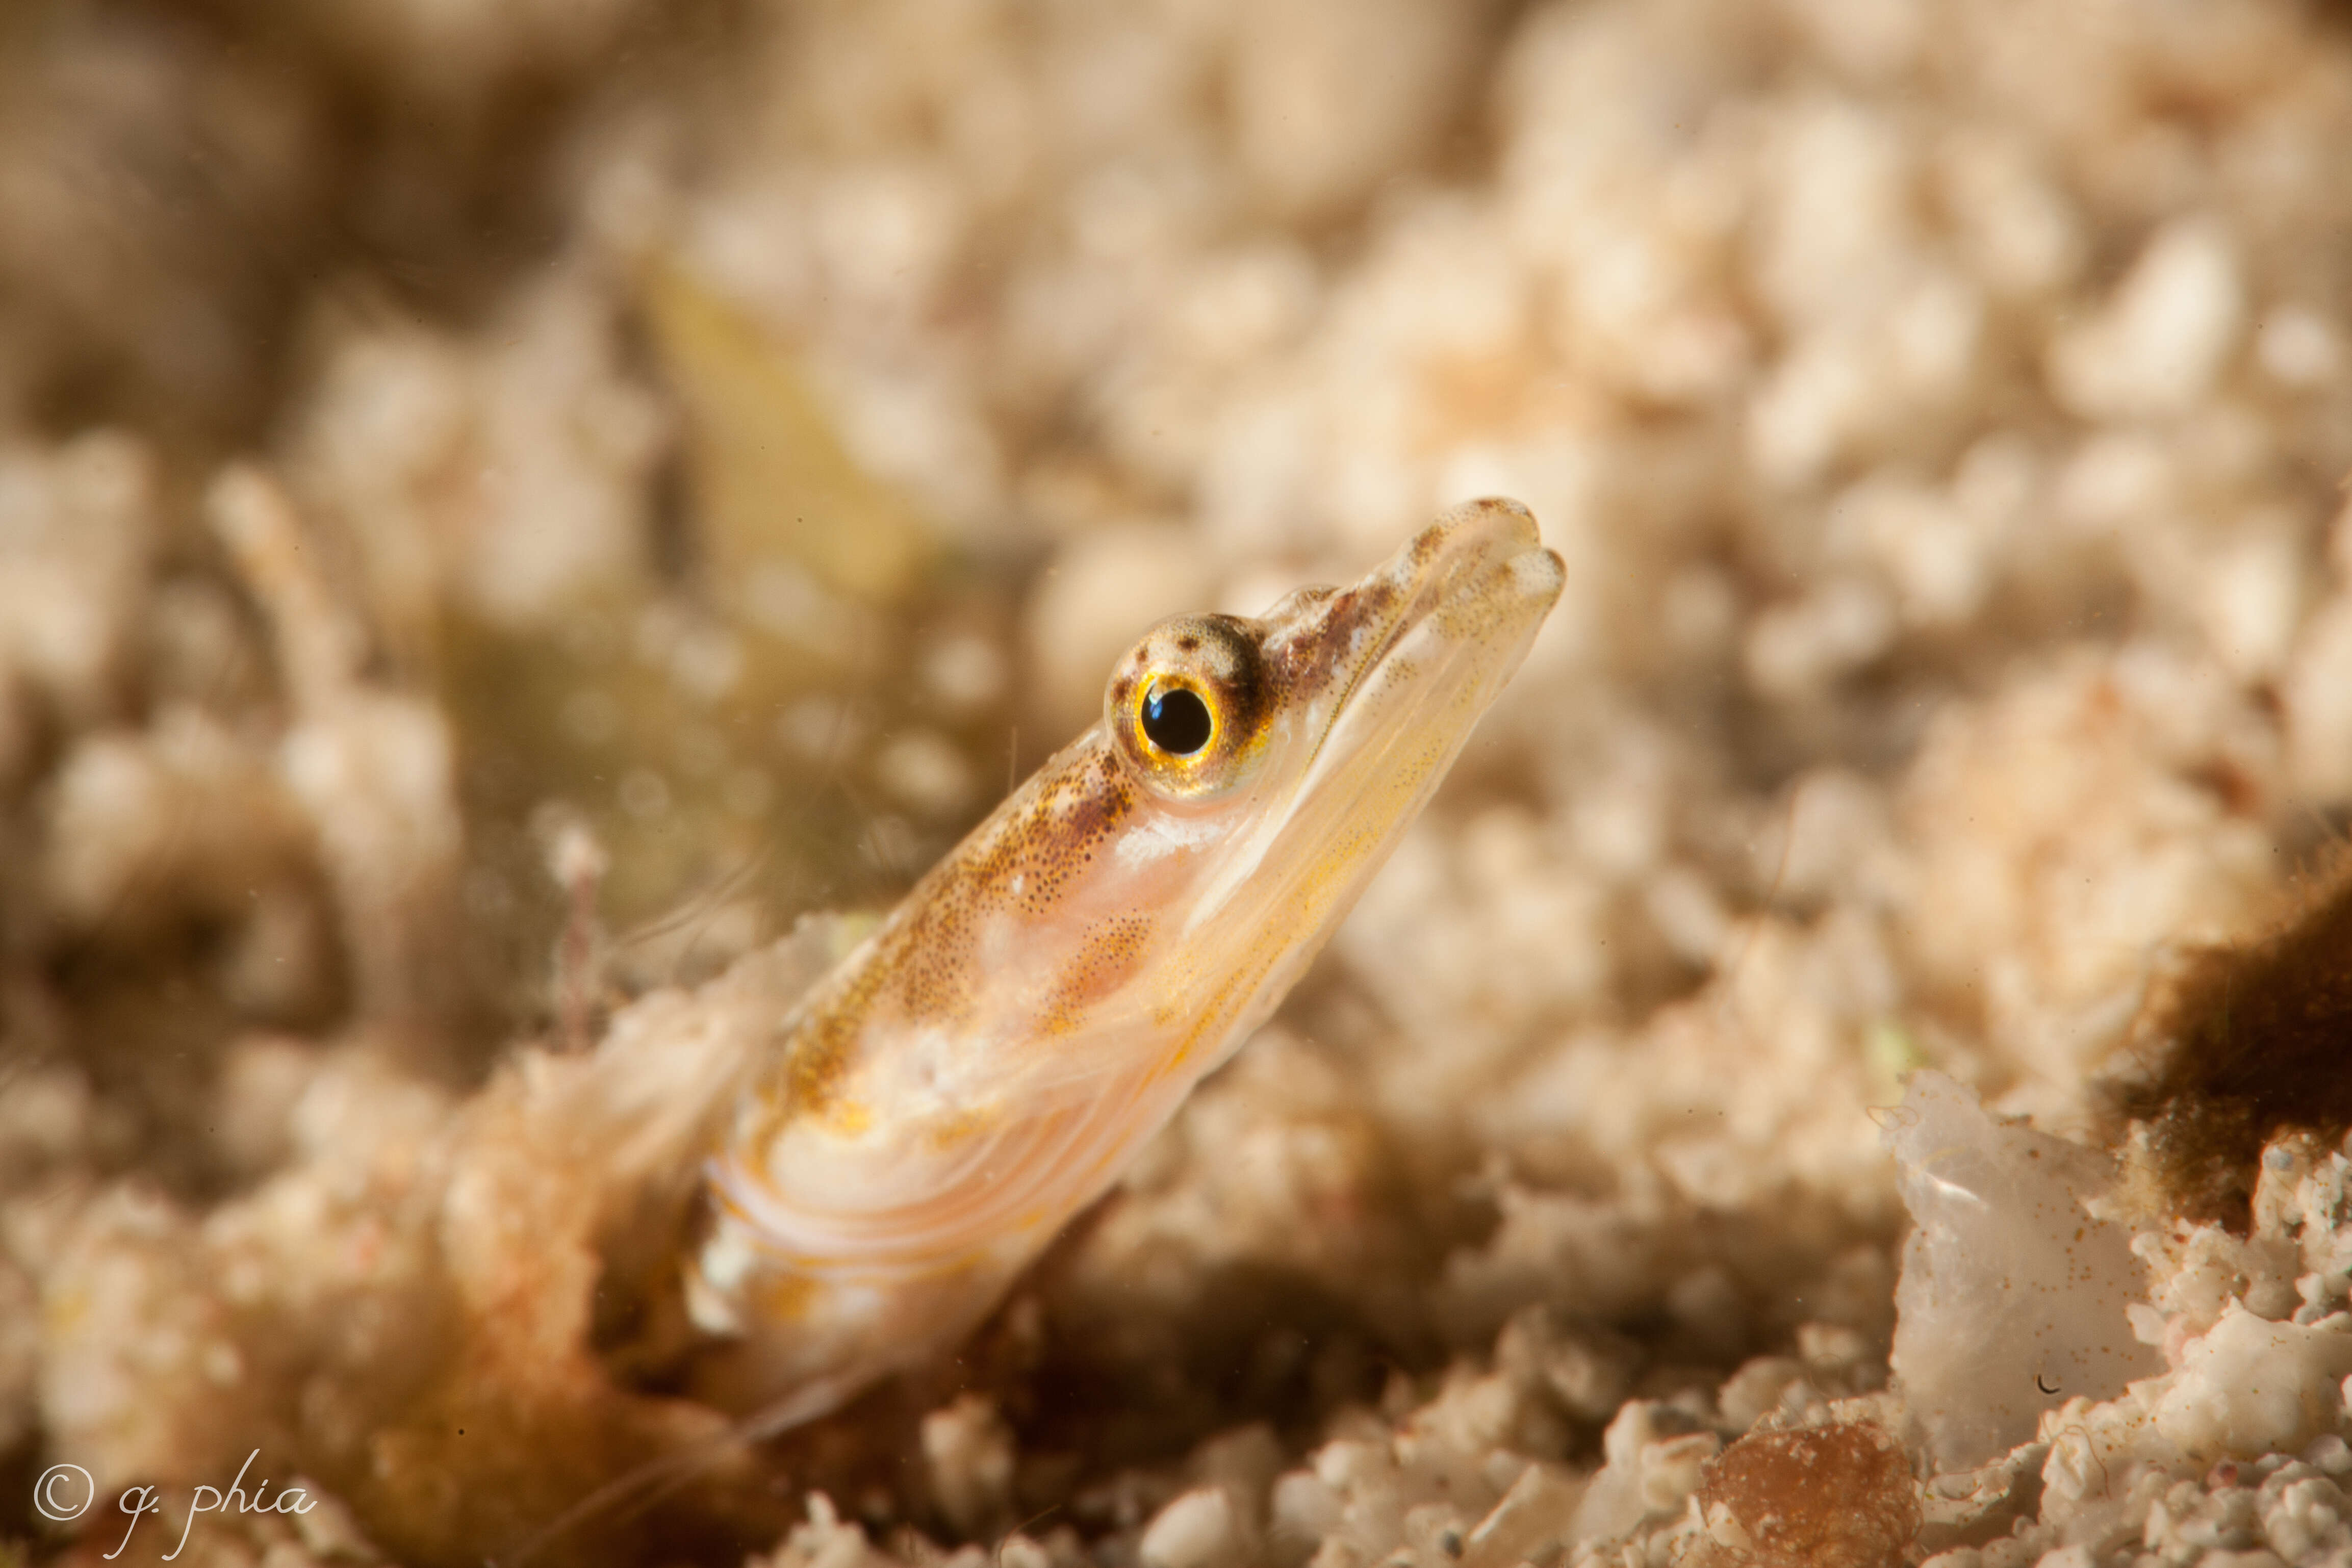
[682,498,1564,1429]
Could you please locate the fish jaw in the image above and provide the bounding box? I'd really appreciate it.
[686,499,1563,1419]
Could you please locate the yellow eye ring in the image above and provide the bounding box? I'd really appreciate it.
[1137,677,1216,758]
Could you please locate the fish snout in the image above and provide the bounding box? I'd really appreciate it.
[1407,497,1566,623]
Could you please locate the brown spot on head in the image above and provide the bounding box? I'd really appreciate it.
[1261,575,1405,696]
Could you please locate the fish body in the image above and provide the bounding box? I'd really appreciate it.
[685,500,1564,1425]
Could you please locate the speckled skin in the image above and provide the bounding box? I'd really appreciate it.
[687,500,1564,1429]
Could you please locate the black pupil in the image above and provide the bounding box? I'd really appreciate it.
[1142,685,1213,755]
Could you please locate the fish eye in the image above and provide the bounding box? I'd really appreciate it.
[1141,682,1213,756]
[1106,614,1270,801]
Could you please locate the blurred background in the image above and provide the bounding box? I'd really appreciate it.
[7,0,2352,1554]
[7,0,2348,1044]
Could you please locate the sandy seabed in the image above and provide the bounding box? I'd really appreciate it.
[8,1,2352,1565]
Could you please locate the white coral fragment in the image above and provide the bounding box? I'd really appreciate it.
[1885,1071,2162,1469]
[2154,1304,2352,1461]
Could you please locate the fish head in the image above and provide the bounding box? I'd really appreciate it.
[1074,495,1567,1075]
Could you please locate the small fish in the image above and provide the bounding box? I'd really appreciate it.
[685,499,1564,1427]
